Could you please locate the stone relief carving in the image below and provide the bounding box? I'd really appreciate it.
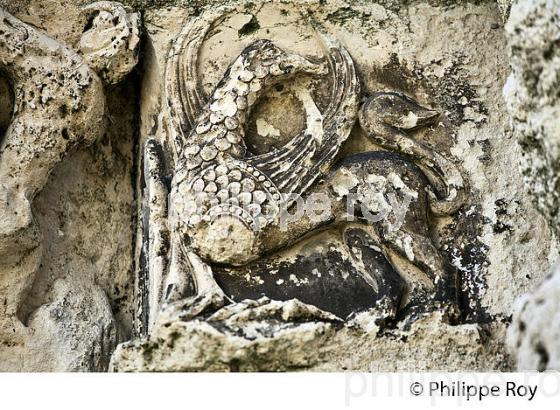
[0,4,139,370]
[79,1,140,84]
[0,7,105,343]
[136,6,466,343]
[2,0,554,373]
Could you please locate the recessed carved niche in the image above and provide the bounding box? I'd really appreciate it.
[111,2,523,371]
[0,0,555,372]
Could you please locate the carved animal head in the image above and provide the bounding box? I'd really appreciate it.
[243,39,327,79]
[360,92,440,133]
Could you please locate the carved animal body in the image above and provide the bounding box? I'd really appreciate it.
[351,92,467,306]
[154,15,360,312]
[170,39,331,265]
[213,140,461,318]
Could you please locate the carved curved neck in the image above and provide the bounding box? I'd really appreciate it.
[209,58,279,130]
[210,80,261,128]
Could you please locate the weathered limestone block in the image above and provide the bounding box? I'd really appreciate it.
[504,0,560,371]
[4,280,118,372]
[504,0,560,236]
[508,266,560,371]
[0,2,139,371]
[0,7,105,345]
[111,298,510,372]
[0,0,557,373]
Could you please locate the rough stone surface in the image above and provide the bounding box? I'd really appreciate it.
[508,266,560,371]
[504,0,560,372]
[0,0,558,372]
[497,0,513,21]
[112,298,511,372]
[114,0,553,372]
[80,1,141,84]
[0,1,138,371]
[504,0,560,237]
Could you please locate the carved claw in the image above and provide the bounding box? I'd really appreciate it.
[184,251,233,303]
[160,244,232,323]
[159,289,230,323]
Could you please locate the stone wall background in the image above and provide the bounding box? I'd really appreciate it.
[0,0,558,371]
[505,0,560,371]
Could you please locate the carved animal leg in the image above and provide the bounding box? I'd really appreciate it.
[343,226,406,322]
[185,250,228,300]
[160,233,230,322]
[162,234,196,303]
[380,228,453,302]
[171,251,231,321]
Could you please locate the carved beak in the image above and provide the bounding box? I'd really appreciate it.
[281,54,327,76]
[394,108,440,131]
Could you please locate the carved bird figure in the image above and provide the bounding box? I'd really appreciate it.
[170,39,328,265]
[149,14,359,315]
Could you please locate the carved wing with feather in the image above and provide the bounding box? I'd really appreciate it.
[164,11,360,204]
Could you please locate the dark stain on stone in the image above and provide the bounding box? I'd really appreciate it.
[325,7,361,25]
[440,204,491,323]
[414,57,489,127]
[238,15,260,37]
[142,340,159,363]
[536,342,549,372]
[493,198,513,234]
[214,231,404,319]
[369,53,417,96]
[167,330,181,348]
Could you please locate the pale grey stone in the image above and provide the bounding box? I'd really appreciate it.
[504,0,560,371]
[508,266,560,371]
